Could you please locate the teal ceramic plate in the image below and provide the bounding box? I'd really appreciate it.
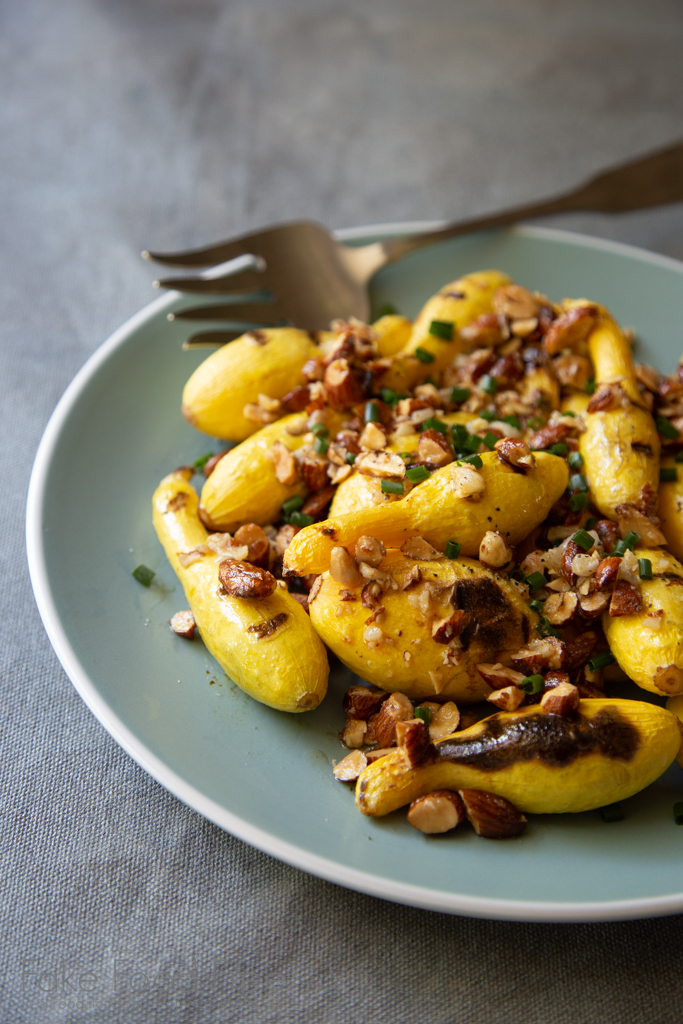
[27,224,683,922]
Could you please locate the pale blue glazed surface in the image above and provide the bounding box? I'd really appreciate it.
[30,226,683,917]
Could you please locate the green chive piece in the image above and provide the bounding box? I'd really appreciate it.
[673,802,683,826]
[549,443,568,456]
[569,492,588,512]
[311,423,329,438]
[525,571,547,592]
[528,417,544,430]
[445,540,461,559]
[399,452,411,460]
[611,540,627,557]
[657,417,680,440]
[132,565,155,587]
[313,436,329,455]
[289,511,314,528]
[585,517,598,531]
[482,432,499,450]
[537,617,561,639]
[588,651,616,672]
[422,416,447,434]
[479,374,497,395]
[569,473,589,492]
[623,531,641,550]
[381,479,404,495]
[377,303,397,317]
[380,387,400,406]
[568,451,583,469]
[479,409,496,422]
[414,706,432,726]
[675,451,683,463]
[503,414,522,430]
[282,496,304,515]
[193,452,214,471]
[661,467,679,483]
[460,454,483,468]
[364,401,380,423]
[406,465,430,484]
[415,347,435,364]
[585,377,596,395]
[638,558,653,580]
[529,599,545,613]
[572,529,594,551]
[451,385,470,404]
[345,452,356,465]
[465,434,483,453]
[600,803,625,823]
[563,410,576,417]
[451,423,469,447]
[520,674,544,695]
[428,319,454,341]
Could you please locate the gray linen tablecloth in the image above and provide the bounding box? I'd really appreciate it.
[4,1,683,1020]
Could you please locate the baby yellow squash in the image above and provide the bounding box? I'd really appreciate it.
[284,450,568,576]
[356,699,680,816]
[153,469,328,712]
[658,454,683,561]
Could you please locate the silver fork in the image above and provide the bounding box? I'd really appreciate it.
[145,139,683,347]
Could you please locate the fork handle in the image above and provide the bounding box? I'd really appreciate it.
[372,140,683,268]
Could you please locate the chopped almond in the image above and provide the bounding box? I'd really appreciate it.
[407,791,466,834]
[540,681,580,715]
[458,789,527,839]
[476,663,526,689]
[169,610,196,639]
[339,718,367,748]
[486,685,525,711]
[354,535,386,567]
[428,701,460,741]
[266,440,300,485]
[400,536,442,560]
[396,718,432,768]
[330,546,362,588]
[373,692,414,747]
[478,530,513,569]
[333,749,367,781]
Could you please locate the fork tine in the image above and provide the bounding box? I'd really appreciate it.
[182,331,245,349]
[169,302,274,322]
[142,221,311,268]
[154,268,268,294]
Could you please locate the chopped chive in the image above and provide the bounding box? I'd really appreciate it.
[377,303,397,317]
[451,386,470,404]
[529,599,545,613]
[562,410,576,417]
[428,319,454,341]
[520,674,544,695]
[406,465,430,483]
[525,571,547,592]
[569,492,588,512]
[585,377,596,395]
[345,452,356,465]
[414,706,432,725]
[415,347,435,364]
[380,388,400,406]
[479,409,496,422]
[657,417,680,440]
[311,423,329,438]
[132,565,155,587]
[585,517,598,531]
[600,803,625,823]
[660,467,679,483]
[638,558,653,580]
[364,401,380,423]
[479,374,497,395]
[588,651,616,672]
[675,451,683,463]
[569,473,589,492]
[460,454,483,468]
[451,423,469,447]
[381,479,404,495]
[282,496,304,515]
[482,432,499,450]
[503,414,522,430]
[313,436,329,455]
[568,451,584,469]
[193,452,214,471]
[445,540,461,559]
[572,529,594,551]
[674,802,683,826]
[611,540,627,557]
[528,417,544,430]
[549,443,568,456]
[422,416,448,434]
[623,531,640,550]
[537,617,561,639]
[465,434,484,453]
[289,511,314,528]
[399,452,411,460]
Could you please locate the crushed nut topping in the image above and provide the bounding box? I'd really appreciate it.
[407,791,466,834]
[169,610,196,638]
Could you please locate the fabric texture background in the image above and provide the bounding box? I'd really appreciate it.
[3,1,683,1020]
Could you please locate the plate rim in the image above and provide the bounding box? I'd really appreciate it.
[26,222,683,923]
